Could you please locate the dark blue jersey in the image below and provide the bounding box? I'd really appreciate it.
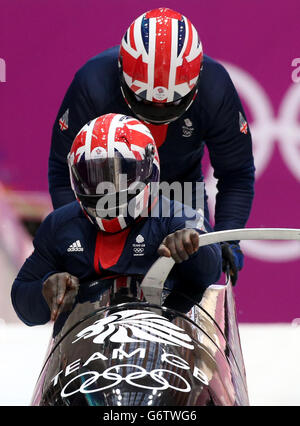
[49,46,255,233]
[11,198,222,326]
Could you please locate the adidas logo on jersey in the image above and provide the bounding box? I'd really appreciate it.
[67,240,84,252]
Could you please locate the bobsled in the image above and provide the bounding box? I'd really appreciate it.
[31,275,248,406]
[30,228,300,406]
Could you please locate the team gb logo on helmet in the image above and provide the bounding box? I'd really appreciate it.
[72,309,195,350]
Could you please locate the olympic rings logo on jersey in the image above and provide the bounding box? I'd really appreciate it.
[205,61,300,262]
[133,248,144,254]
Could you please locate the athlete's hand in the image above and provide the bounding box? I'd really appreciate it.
[158,229,199,263]
[42,272,79,321]
[221,243,244,286]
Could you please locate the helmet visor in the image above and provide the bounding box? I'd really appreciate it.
[70,153,154,199]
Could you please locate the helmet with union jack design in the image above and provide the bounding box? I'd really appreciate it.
[68,113,160,233]
[119,7,203,124]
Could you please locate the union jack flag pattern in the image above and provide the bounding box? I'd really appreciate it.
[69,114,159,167]
[59,109,69,131]
[119,8,203,103]
[239,111,248,135]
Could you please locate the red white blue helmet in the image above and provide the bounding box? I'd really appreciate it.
[119,7,203,124]
[68,113,160,233]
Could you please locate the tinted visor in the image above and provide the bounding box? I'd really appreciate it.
[120,76,198,125]
[70,154,153,208]
[78,183,142,213]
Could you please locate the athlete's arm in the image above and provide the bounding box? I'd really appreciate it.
[161,201,222,287]
[158,209,222,312]
[205,66,255,234]
[11,214,70,326]
[204,65,255,277]
[49,72,97,209]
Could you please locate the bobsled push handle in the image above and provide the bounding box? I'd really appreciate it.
[140,228,300,305]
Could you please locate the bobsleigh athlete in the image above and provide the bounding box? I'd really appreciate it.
[11,114,222,326]
[49,8,255,285]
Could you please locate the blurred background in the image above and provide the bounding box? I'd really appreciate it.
[0,0,299,405]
